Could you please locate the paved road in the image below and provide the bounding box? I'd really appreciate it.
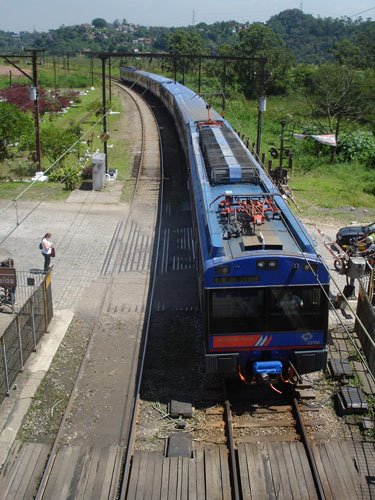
[0,186,127,311]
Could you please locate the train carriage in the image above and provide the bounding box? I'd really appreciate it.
[121,67,330,384]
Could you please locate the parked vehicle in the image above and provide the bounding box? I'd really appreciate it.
[336,222,375,248]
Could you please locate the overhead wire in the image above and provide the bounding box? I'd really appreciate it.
[205,61,375,382]
[349,6,375,17]
[0,108,113,246]
[208,64,288,197]
[274,193,375,384]
[0,66,139,246]
[3,64,374,383]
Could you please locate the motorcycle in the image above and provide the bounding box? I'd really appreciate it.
[333,238,373,274]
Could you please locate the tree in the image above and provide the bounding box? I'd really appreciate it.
[166,29,208,75]
[332,39,362,67]
[300,64,372,160]
[237,23,293,98]
[40,125,80,163]
[92,18,107,29]
[333,23,375,68]
[0,103,33,158]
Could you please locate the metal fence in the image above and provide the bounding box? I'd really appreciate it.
[0,270,53,402]
[359,261,374,305]
[355,262,375,377]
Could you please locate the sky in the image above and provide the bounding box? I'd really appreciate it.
[0,0,373,33]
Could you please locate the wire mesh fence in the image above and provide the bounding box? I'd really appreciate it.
[0,268,48,313]
[0,269,53,402]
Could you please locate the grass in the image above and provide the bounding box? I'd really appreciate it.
[291,163,375,209]
[0,180,69,201]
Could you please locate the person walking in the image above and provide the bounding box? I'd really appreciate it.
[41,233,54,272]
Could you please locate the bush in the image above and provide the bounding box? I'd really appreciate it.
[338,130,375,166]
[364,184,375,196]
[8,160,36,180]
[40,125,81,163]
[48,164,82,190]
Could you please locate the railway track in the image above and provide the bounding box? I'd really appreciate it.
[215,382,324,497]
[33,81,163,499]
[213,383,326,499]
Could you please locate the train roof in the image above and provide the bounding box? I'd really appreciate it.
[188,122,317,262]
[122,69,319,263]
[124,69,224,122]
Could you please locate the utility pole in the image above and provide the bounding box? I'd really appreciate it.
[98,51,267,162]
[198,58,201,94]
[279,120,287,174]
[101,56,108,173]
[256,57,267,159]
[53,57,57,94]
[91,55,94,89]
[222,61,227,115]
[31,50,42,171]
[108,57,112,103]
[173,57,177,83]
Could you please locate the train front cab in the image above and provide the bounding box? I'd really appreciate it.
[203,283,329,381]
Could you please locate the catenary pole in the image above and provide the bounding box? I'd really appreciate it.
[101,56,108,173]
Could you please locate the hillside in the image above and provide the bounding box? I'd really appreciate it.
[0,10,373,65]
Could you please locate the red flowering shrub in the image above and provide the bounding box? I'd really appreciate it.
[0,85,79,114]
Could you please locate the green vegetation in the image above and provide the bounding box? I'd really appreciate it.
[365,396,375,439]
[0,10,373,66]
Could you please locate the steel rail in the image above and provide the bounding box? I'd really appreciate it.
[117,83,165,500]
[223,381,241,500]
[291,393,326,500]
[120,85,146,201]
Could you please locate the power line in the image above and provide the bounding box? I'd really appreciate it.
[349,6,375,17]
[0,108,111,245]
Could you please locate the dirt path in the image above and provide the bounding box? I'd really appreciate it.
[0,64,31,76]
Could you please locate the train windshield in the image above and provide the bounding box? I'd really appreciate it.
[208,286,327,334]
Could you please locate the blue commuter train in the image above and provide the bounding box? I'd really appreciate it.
[121,67,330,384]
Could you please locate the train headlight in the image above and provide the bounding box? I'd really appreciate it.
[215,265,230,275]
[304,263,318,272]
[257,260,277,270]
